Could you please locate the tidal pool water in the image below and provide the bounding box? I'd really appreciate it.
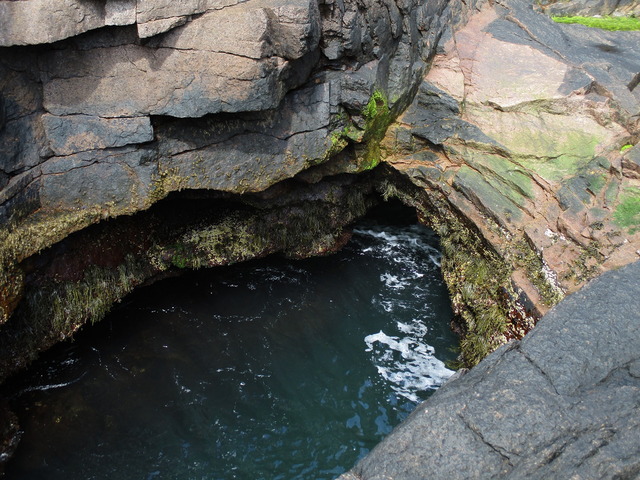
[4,217,457,480]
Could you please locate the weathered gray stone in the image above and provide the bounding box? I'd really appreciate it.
[536,0,640,17]
[343,260,640,479]
[41,0,320,119]
[157,83,333,194]
[399,81,501,147]
[39,148,157,212]
[42,45,295,118]
[0,115,44,174]
[0,0,442,236]
[42,115,154,156]
[105,0,137,26]
[135,0,244,38]
[154,0,320,61]
[622,145,640,179]
[0,54,46,175]
[519,264,640,397]
[0,0,244,45]
[0,0,106,46]
[0,168,42,226]
[135,0,206,26]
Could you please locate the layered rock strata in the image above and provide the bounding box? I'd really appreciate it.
[0,0,484,380]
[1,0,640,475]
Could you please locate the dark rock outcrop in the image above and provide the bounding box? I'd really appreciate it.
[340,260,640,479]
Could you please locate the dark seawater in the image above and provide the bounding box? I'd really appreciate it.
[4,219,457,480]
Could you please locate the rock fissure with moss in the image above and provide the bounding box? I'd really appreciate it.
[374,169,535,367]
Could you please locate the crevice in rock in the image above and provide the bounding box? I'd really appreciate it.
[628,72,640,92]
[516,345,561,396]
[457,412,515,467]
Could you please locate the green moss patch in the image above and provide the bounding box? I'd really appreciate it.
[614,187,640,233]
[464,153,535,200]
[328,90,395,173]
[500,121,602,183]
[552,15,640,31]
[454,166,524,225]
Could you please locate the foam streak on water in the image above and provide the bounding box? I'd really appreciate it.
[4,220,458,480]
[354,226,454,402]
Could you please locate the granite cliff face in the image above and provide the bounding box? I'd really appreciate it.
[1,0,640,386]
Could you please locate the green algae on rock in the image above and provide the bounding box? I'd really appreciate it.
[0,175,380,382]
[614,187,640,234]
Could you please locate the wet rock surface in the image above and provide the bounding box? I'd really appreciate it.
[340,260,640,480]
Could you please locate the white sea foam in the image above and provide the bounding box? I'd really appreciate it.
[352,226,442,266]
[380,273,409,290]
[365,329,453,403]
[355,224,453,402]
[20,372,87,393]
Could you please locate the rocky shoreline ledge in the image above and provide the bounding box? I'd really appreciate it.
[1,0,640,474]
[380,0,640,363]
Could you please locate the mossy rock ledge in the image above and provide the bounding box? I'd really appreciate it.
[1,0,640,474]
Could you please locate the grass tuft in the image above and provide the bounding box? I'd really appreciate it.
[621,144,634,153]
[552,15,640,31]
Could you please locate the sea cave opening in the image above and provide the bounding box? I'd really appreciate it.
[1,198,459,479]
